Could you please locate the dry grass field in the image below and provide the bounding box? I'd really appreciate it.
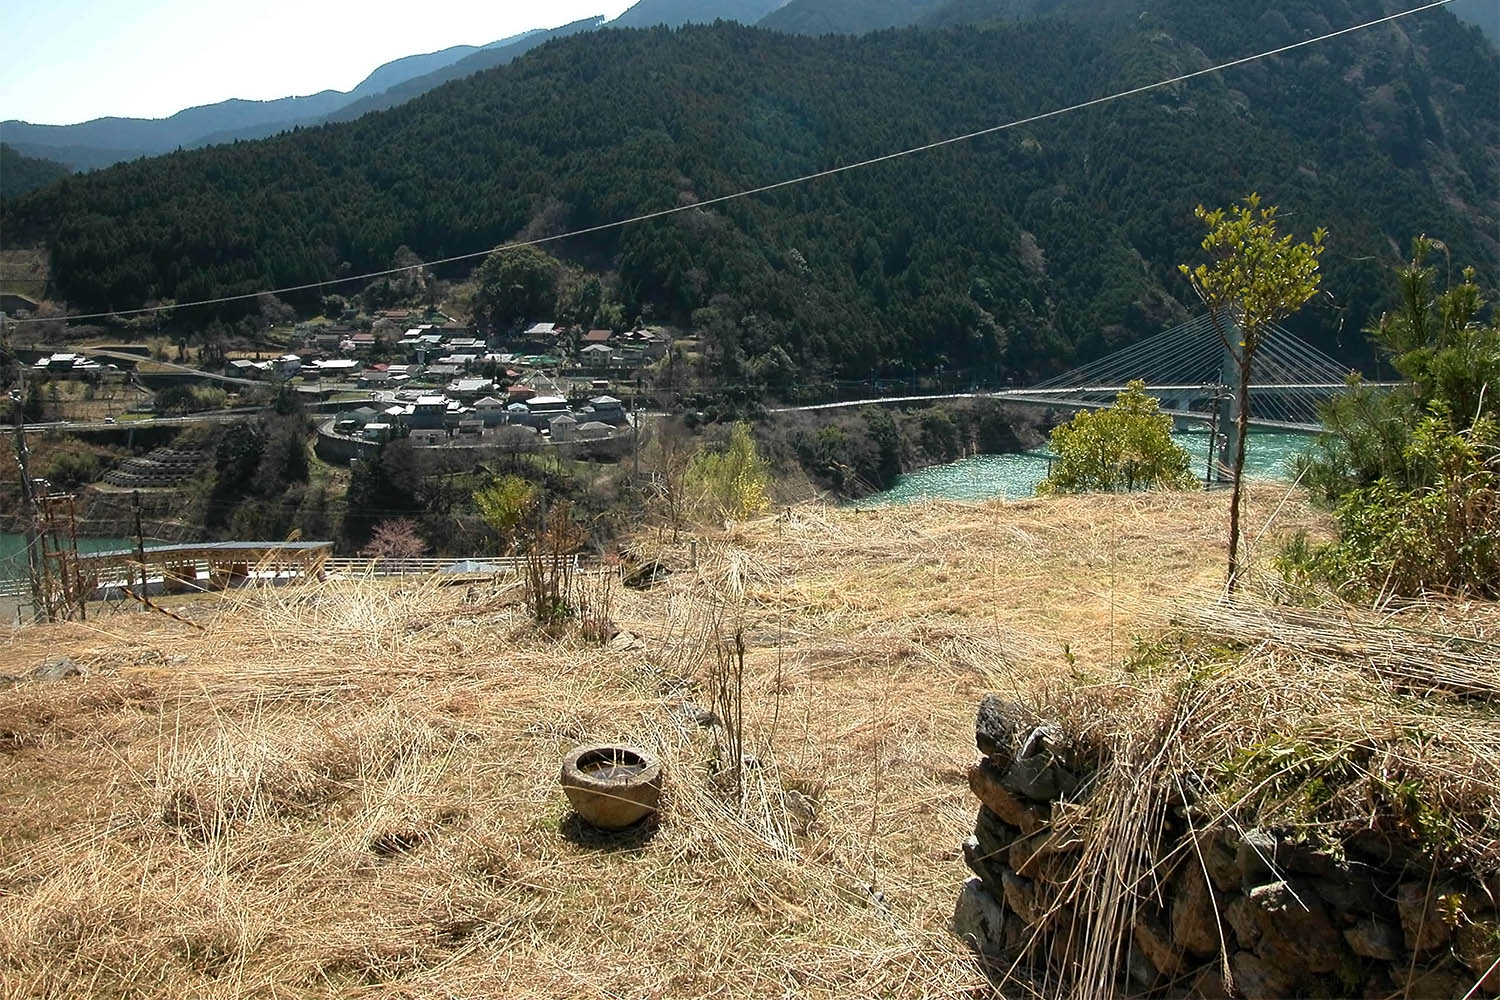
[0,248,49,302]
[3,486,1465,1000]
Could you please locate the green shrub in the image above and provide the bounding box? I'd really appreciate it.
[686,422,771,521]
[1289,411,1499,599]
[1290,240,1500,599]
[1038,381,1196,494]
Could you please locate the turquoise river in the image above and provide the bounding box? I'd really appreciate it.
[855,430,1311,506]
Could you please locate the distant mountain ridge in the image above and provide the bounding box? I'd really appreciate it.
[7,2,1493,389]
[764,0,1500,36]
[8,0,1493,176]
[319,18,605,124]
[0,145,70,200]
[0,3,785,173]
[0,23,560,170]
[759,0,945,35]
[612,0,788,28]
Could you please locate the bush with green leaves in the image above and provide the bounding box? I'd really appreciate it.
[1037,381,1196,495]
[1287,239,1500,599]
[1299,239,1499,503]
[686,422,771,521]
[473,474,538,550]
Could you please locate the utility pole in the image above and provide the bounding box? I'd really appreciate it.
[1204,384,1230,489]
[631,402,641,480]
[132,490,147,590]
[9,380,45,622]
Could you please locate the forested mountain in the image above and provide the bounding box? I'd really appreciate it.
[0,25,555,170]
[0,145,71,200]
[347,34,538,97]
[6,1,1496,386]
[319,18,606,124]
[612,0,788,28]
[765,0,1497,35]
[917,0,1140,29]
[1448,0,1499,45]
[759,0,945,35]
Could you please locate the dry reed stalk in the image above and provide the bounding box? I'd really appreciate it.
[1,486,1463,1000]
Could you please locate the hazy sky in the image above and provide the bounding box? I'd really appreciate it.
[1,1,636,126]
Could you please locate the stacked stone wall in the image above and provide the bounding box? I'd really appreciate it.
[954,696,1499,998]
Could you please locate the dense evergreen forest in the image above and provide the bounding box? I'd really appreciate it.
[761,0,947,35]
[0,145,71,200]
[4,0,1496,383]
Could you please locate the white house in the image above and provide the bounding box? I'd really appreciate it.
[581,344,613,369]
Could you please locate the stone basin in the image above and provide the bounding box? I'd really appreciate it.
[559,744,662,831]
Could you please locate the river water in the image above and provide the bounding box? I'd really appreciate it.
[0,534,145,588]
[857,430,1311,506]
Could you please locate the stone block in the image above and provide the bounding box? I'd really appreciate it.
[1236,828,1280,889]
[31,656,82,681]
[1198,831,1241,893]
[1002,870,1045,927]
[962,834,1007,888]
[1391,959,1471,1000]
[976,695,1033,763]
[1343,917,1401,961]
[1345,826,1418,868]
[967,760,1048,834]
[1002,755,1067,802]
[1311,861,1380,915]
[1128,940,1162,990]
[953,876,1008,958]
[1398,882,1453,953]
[1245,879,1342,975]
[1190,965,1231,999]
[1455,920,1500,995]
[974,806,1020,862]
[1222,894,1260,949]
[1134,910,1185,978]
[1229,949,1295,999]
[1008,827,1082,880]
[1172,866,1223,957]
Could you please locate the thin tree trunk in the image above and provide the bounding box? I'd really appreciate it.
[1226,358,1252,596]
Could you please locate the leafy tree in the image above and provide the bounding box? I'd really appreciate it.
[1297,411,1499,599]
[685,421,771,521]
[340,443,422,550]
[1300,238,1500,501]
[22,379,46,423]
[153,384,223,415]
[198,336,228,370]
[918,410,962,463]
[474,474,537,550]
[362,519,429,562]
[1180,195,1326,594]
[473,247,561,331]
[42,450,101,489]
[1286,239,1500,599]
[1038,381,1196,495]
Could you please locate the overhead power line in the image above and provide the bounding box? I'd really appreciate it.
[10,0,1451,326]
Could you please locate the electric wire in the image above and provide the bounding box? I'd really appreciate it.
[6,0,1452,327]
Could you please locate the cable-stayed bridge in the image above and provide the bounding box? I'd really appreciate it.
[777,313,1396,479]
[999,314,1395,479]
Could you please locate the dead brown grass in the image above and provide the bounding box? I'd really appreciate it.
[0,484,1382,1000]
[0,247,49,301]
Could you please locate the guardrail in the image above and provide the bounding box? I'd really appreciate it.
[0,554,584,605]
[323,556,536,577]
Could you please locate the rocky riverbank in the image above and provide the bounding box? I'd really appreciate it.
[760,397,1055,499]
